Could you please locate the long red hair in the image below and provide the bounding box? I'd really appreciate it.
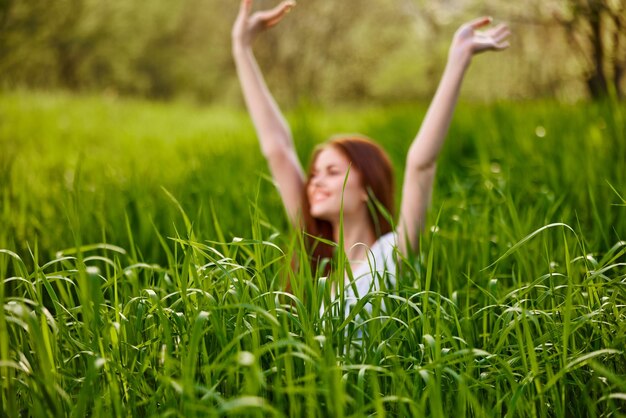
[302,135,395,274]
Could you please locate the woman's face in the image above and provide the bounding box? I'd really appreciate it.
[307,146,368,222]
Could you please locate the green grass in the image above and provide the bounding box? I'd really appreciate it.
[0,90,625,417]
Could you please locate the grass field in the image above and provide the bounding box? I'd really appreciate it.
[1,91,625,417]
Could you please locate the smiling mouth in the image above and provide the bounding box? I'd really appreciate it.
[310,191,330,203]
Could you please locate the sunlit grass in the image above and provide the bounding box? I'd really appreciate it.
[0,91,625,416]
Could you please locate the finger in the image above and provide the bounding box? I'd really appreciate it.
[493,41,510,51]
[258,1,296,28]
[266,1,295,28]
[239,0,253,17]
[493,28,511,44]
[468,16,492,30]
[490,23,509,38]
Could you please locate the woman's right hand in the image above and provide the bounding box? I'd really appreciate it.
[232,0,296,49]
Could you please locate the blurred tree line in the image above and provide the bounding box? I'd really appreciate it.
[0,0,623,104]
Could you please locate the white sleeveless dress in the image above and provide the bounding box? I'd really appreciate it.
[322,232,398,318]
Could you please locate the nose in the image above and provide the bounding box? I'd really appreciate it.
[310,174,324,187]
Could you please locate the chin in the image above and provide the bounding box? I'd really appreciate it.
[310,206,336,222]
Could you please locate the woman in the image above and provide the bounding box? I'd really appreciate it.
[232,0,510,309]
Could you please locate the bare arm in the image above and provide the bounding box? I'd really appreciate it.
[232,0,304,226]
[397,17,511,254]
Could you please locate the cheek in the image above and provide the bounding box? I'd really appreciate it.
[329,176,347,191]
[346,174,366,198]
[338,181,366,207]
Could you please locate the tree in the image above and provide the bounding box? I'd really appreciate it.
[554,0,625,98]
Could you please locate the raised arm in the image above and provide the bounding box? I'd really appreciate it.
[397,17,510,254]
[232,0,304,226]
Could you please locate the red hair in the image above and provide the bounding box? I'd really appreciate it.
[302,135,395,273]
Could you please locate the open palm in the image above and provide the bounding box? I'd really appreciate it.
[232,0,295,47]
[451,17,511,59]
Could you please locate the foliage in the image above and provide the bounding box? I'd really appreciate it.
[1,0,624,103]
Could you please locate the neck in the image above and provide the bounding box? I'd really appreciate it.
[332,215,376,263]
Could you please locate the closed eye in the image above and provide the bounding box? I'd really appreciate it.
[311,164,345,178]
[327,164,344,176]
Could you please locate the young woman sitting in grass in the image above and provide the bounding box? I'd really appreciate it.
[232,0,510,311]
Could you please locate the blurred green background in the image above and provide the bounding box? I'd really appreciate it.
[0,0,625,262]
[1,3,625,416]
[1,0,624,104]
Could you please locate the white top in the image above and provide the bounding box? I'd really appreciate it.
[323,232,398,318]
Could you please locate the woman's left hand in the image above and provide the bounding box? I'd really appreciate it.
[449,17,510,64]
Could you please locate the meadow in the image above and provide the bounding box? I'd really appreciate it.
[0,91,625,417]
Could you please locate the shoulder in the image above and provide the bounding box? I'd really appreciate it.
[366,231,398,269]
[374,232,397,254]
